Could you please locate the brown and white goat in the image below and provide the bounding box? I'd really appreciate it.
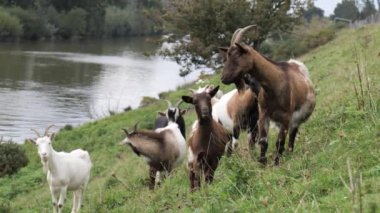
[212,76,260,155]
[120,122,186,189]
[182,86,231,190]
[219,25,316,165]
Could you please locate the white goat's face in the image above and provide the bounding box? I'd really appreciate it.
[35,136,53,162]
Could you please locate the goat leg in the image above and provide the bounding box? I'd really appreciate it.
[57,186,67,213]
[288,127,299,152]
[205,158,219,184]
[258,114,270,165]
[50,186,59,213]
[148,166,156,190]
[274,126,288,166]
[248,125,258,150]
[189,161,201,191]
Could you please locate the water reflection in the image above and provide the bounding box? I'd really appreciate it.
[0,38,200,143]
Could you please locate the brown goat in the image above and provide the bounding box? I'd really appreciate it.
[120,122,186,189]
[219,25,316,165]
[182,86,231,190]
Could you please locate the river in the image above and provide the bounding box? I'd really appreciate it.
[0,37,201,143]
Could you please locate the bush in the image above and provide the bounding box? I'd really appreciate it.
[105,6,131,37]
[0,142,28,177]
[304,28,336,49]
[272,39,308,60]
[0,8,23,39]
[265,17,337,60]
[8,7,49,40]
[58,8,87,39]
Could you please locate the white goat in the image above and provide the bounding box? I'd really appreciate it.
[28,126,92,213]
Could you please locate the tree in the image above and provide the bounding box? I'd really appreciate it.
[359,0,377,19]
[304,5,324,22]
[163,0,304,76]
[333,0,360,21]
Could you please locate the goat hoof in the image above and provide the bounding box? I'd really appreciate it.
[258,157,267,165]
[274,159,280,166]
[288,147,294,152]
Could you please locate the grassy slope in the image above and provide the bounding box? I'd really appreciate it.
[1,25,379,213]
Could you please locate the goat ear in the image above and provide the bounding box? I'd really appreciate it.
[235,43,248,54]
[218,47,228,58]
[49,133,55,141]
[208,85,220,98]
[158,111,166,117]
[181,96,193,104]
[180,109,187,115]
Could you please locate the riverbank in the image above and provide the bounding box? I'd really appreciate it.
[0,25,379,212]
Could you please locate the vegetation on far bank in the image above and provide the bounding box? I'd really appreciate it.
[0,24,379,212]
[0,0,165,41]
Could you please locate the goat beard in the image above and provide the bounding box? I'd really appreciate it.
[40,159,48,173]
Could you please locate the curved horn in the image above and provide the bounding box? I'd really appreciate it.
[132,122,139,133]
[230,28,242,46]
[232,25,257,45]
[44,124,54,136]
[122,128,129,135]
[175,99,183,108]
[189,89,196,94]
[31,128,41,138]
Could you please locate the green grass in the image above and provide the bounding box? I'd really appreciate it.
[1,25,379,213]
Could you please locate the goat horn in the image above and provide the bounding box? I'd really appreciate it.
[122,128,129,135]
[175,99,183,108]
[44,124,54,136]
[31,128,41,138]
[189,89,196,94]
[230,28,242,46]
[232,25,257,45]
[132,122,139,133]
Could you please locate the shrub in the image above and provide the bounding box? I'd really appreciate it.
[105,6,131,37]
[304,28,336,49]
[0,142,28,177]
[7,7,49,40]
[0,8,23,39]
[58,8,87,39]
[0,199,10,213]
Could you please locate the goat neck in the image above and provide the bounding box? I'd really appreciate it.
[248,48,285,92]
[44,148,59,174]
[234,78,246,93]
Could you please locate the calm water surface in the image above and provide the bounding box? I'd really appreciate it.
[0,38,200,143]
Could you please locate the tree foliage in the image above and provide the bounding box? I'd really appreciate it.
[359,0,377,19]
[304,5,324,22]
[0,0,165,40]
[333,0,360,21]
[163,0,305,75]
[0,8,23,39]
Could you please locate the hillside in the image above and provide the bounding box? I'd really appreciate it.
[1,25,379,212]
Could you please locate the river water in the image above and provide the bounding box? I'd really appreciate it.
[0,38,200,143]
